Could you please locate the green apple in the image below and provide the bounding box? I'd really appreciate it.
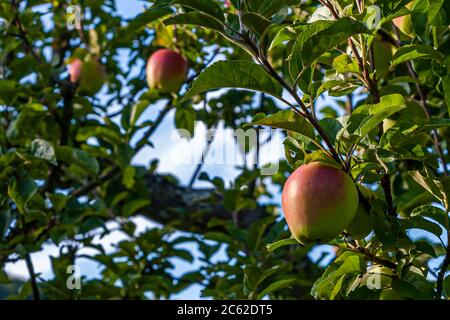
[345,201,372,240]
[281,162,359,245]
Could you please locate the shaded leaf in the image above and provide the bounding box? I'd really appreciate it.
[8,178,38,214]
[391,45,444,66]
[55,146,100,176]
[182,61,284,102]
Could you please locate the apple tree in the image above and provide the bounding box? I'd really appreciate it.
[0,0,450,300]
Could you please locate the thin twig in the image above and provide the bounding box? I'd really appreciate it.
[188,122,217,188]
[11,0,44,64]
[24,253,40,300]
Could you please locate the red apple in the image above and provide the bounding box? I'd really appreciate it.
[281,162,359,245]
[68,58,83,83]
[146,49,188,93]
[67,57,106,96]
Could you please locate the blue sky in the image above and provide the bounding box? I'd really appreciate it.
[4,0,447,299]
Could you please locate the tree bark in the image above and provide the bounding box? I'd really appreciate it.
[141,173,272,233]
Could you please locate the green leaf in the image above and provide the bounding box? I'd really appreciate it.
[444,276,450,297]
[246,110,315,139]
[266,237,299,252]
[242,12,272,37]
[243,0,297,18]
[170,0,224,22]
[402,216,443,240]
[174,107,196,137]
[289,18,368,77]
[129,100,150,127]
[55,146,99,176]
[414,240,437,258]
[29,139,57,165]
[121,166,136,189]
[333,54,359,74]
[8,178,38,214]
[427,0,444,23]
[122,199,151,217]
[411,205,447,228]
[244,265,279,294]
[76,126,122,145]
[181,61,284,103]
[408,170,446,205]
[269,24,303,51]
[303,150,341,168]
[349,94,406,138]
[391,267,434,300]
[283,137,305,168]
[318,118,343,143]
[47,193,68,213]
[0,209,11,241]
[311,251,364,300]
[257,278,296,299]
[391,45,444,66]
[164,12,224,32]
[126,7,173,32]
[0,269,10,284]
[204,231,235,244]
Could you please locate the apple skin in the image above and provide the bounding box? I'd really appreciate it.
[68,58,83,83]
[345,201,372,240]
[146,49,188,93]
[68,58,106,96]
[281,162,359,245]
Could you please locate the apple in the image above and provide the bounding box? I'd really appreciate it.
[393,1,414,36]
[345,185,374,239]
[281,162,359,245]
[146,48,188,93]
[68,58,83,83]
[68,57,106,96]
[345,201,372,240]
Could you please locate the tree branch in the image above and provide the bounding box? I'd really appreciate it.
[188,122,217,188]
[69,100,173,199]
[24,253,40,300]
